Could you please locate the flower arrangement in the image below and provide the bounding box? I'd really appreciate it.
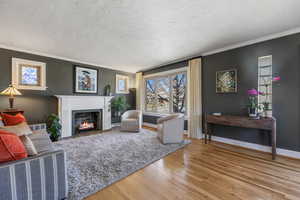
[247,88,261,118]
[247,75,280,118]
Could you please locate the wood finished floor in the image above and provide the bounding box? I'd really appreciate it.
[86,128,300,200]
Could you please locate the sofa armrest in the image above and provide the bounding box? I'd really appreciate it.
[0,149,68,200]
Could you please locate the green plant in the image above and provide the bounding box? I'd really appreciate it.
[46,114,62,142]
[111,96,130,116]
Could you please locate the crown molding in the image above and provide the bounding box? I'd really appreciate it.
[202,27,300,56]
[0,44,136,73]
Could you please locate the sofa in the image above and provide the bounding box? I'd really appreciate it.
[0,123,68,200]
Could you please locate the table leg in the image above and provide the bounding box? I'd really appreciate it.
[272,121,277,160]
[204,121,208,144]
[209,124,212,142]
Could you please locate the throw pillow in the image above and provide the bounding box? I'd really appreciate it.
[0,122,33,136]
[1,113,26,126]
[0,130,28,163]
[19,135,38,156]
[28,132,53,153]
[0,116,4,127]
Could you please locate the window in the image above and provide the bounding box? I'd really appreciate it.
[258,55,272,114]
[145,71,187,114]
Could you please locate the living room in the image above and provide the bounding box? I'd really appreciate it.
[1,1,300,200]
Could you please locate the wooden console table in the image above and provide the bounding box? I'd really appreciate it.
[204,114,277,160]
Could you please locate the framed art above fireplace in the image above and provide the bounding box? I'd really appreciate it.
[74,66,98,94]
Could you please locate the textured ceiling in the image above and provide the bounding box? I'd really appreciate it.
[0,0,300,73]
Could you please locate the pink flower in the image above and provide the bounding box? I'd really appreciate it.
[247,89,258,96]
[258,91,264,95]
[273,76,281,82]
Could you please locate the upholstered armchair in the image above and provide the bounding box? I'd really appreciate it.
[157,114,184,144]
[120,110,142,132]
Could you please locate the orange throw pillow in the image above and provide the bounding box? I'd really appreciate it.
[1,113,26,126]
[0,130,28,163]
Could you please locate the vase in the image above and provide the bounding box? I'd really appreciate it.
[248,108,257,118]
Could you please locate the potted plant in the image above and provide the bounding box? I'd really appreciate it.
[111,96,130,118]
[46,114,62,142]
[247,89,261,118]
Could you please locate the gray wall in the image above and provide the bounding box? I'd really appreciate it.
[0,48,135,124]
[202,33,300,151]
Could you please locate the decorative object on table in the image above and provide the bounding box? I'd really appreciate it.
[12,58,47,90]
[0,85,22,110]
[104,84,111,96]
[247,88,262,118]
[116,74,129,94]
[111,96,130,118]
[212,112,222,116]
[46,114,62,142]
[216,69,237,93]
[74,66,98,94]
[259,75,281,118]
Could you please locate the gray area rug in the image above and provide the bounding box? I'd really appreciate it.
[54,128,190,200]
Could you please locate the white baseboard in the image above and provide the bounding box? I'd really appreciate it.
[210,136,300,159]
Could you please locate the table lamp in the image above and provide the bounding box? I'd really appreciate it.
[0,84,22,109]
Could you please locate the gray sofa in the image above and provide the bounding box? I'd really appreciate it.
[0,124,68,200]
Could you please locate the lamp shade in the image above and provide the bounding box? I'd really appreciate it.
[0,85,22,96]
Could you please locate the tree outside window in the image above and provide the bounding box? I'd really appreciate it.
[145,72,187,114]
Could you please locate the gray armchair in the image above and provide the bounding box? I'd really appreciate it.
[120,110,142,132]
[157,114,184,144]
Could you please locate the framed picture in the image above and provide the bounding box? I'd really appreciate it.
[12,58,47,90]
[216,69,237,93]
[74,66,98,94]
[116,74,129,94]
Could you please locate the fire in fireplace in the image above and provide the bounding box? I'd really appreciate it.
[72,109,102,135]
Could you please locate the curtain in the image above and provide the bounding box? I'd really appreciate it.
[135,72,144,111]
[187,58,202,138]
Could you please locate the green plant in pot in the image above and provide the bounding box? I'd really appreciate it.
[111,96,130,118]
[46,114,62,142]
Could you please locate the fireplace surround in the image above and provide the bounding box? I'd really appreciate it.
[72,109,103,135]
[56,95,113,138]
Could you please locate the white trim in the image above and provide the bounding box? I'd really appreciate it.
[210,136,300,159]
[202,27,300,56]
[143,67,187,78]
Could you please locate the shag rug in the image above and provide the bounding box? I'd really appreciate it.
[54,128,190,200]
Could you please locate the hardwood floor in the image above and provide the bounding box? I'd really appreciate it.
[86,128,300,200]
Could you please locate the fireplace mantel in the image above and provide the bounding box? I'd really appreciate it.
[55,95,113,138]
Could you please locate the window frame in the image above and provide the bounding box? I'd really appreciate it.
[258,55,273,114]
[144,70,187,115]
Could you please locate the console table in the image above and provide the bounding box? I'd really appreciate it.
[204,114,277,160]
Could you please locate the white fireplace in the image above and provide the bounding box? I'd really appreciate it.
[55,95,113,138]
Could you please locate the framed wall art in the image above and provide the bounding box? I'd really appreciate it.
[74,66,98,94]
[12,58,47,90]
[116,74,129,94]
[216,69,237,93]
